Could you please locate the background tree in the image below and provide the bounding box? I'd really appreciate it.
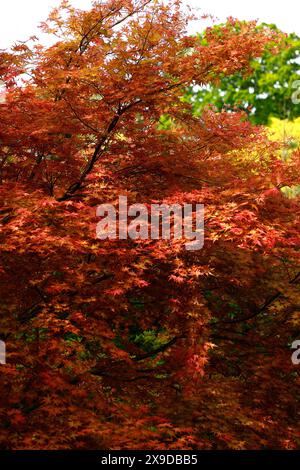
[186,24,300,125]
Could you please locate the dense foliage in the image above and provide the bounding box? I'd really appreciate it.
[0,0,299,450]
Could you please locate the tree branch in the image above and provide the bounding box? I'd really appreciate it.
[218,271,300,325]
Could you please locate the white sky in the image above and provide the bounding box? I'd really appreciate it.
[0,0,300,49]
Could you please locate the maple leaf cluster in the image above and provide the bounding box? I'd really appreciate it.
[0,0,299,450]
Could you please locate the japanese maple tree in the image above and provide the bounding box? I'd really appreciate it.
[0,0,299,450]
